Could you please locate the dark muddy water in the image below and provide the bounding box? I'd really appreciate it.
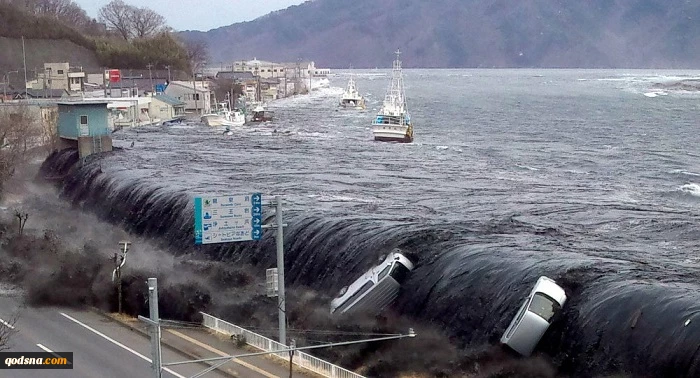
[43,69,700,377]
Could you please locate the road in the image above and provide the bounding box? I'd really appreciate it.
[0,296,308,377]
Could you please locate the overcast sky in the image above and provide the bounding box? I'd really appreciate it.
[73,0,307,31]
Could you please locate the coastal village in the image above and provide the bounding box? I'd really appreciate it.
[0,58,331,157]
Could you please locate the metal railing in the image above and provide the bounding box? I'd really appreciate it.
[201,312,366,378]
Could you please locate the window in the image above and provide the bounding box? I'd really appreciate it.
[528,293,560,322]
[389,263,411,283]
[377,265,391,281]
[80,115,88,125]
[195,93,200,101]
[57,69,64,74]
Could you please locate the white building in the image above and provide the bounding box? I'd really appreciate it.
[31,62,86,93]
[232,58,287,79]
[163,80,212,114]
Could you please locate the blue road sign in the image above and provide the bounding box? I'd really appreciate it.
[194,193,263,245]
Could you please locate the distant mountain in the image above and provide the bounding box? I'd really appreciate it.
[179,0,700,68]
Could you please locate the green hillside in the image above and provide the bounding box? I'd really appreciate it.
[0,2,191,73]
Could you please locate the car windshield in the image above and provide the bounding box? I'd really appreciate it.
[528,293,561,322]
[377,264,391,280]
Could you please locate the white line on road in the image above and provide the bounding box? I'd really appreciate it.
[37,344,54,353]
[0,318,15,329]
[59,312,185,378]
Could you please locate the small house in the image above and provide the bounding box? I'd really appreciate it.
[163,80,212,114]
[57,101,112,158]
[150,94,186,123]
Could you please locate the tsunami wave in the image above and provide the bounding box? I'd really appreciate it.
[38,148,700,377]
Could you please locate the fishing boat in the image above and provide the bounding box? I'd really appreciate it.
[371,50,413,143]
[339,75,366,109]
[249,103,274,123]
[201,101,245,127]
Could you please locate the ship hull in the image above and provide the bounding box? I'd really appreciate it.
[372,123,413,143]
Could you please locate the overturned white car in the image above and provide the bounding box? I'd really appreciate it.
[500,276,567,356]
[330,250,414,316]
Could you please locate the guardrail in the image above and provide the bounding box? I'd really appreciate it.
[201,312,366,378]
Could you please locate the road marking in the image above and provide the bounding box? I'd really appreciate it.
[37,344,54,353]
[0,318,15,329]
[167,329,278,378]
[60,312,185,378]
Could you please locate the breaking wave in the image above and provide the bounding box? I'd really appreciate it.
[39,148,700,377]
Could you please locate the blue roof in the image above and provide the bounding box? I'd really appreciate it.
[154,94,185,106]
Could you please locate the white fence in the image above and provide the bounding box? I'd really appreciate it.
[201,312,366,378]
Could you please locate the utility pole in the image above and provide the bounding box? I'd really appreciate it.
[21,36,27,96]
[192,68,198,114]
[164,65,171,83]
[147,63,154,94]
[140,278,162,378]
[288,339,295,378]
[112,241,130,314]
[102,67,107,97]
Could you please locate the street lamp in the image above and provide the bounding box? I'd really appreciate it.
[2,70,18,102]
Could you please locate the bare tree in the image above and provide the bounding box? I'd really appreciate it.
[0,314,17,351]
[5,0,93,31]
[131,6,166,38]
[0,105,41,200]
[185,40,209,75]
[0,302,22,352]
[14,209,28,236]
[99,0,133,40]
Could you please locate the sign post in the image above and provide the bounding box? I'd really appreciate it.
[194,193,286,344]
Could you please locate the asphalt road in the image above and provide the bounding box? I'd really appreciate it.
[0,296,287,378]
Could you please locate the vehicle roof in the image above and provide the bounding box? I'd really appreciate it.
[532,276,567,306]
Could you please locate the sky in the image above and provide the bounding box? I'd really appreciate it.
[73,0,307,31]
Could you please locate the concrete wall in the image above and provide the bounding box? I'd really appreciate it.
[77,135,112,158]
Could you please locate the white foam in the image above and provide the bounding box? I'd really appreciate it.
[671,169,700,177]
[679,183,700,197]
[517,165,539,171]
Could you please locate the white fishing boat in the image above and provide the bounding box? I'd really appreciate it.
[249,103,274,123]
[339,76,366,109]
[201,101,245,127]
[371,50,414,143]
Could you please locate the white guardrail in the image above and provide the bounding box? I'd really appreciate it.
[201,312,366,378]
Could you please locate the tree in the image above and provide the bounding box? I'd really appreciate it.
[4,0,95,32]
[0,314,17,351]
[131,7,166,39]
[0,105,41,200]
[99,0,166,40]
[0,301,22,351]
[185,39,208,75]
[99,0,133,40]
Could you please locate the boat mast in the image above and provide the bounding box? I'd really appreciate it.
[384,49,405,114]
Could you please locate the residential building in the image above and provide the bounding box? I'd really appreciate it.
[232,58,287,79]
[13,89,69,100]
[163,80,212,114]
[56,101,112,158]
[32,63,86,93]
[259,78,280,102]
[150,94,186,123]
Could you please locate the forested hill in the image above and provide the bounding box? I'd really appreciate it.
[180,0,700,68]
[0,1,192,73]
